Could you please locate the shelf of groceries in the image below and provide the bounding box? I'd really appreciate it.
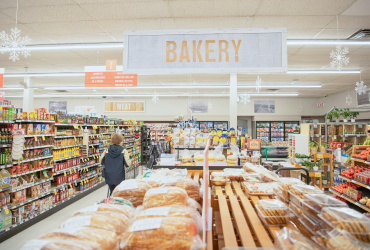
[17,153,370,249]
[0,105,144,234]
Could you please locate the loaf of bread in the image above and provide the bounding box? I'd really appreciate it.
[62,211,128,234]
[121,217,201,250]
[111,179,152,207]
[73,204,135,218]
[140,178,161,188]
[162,179,200,201]
[143,187,188,209]
[40,227,119,250]
[97,196,133,207]
[20,238,101,250]
[187,198,202,212]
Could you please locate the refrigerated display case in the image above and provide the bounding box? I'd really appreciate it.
[256,121,270,142]
[285,122,300,140]
[256,121,300,143]
[214,121,228,130]
[199,121,213,133]
[271,122,284,142]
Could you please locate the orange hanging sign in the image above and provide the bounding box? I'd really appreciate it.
[85,66,137,88]
[0,68,4,88]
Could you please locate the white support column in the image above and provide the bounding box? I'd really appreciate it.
[229,73,237,129]
[23,77,34,112]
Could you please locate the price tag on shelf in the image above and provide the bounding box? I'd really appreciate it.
[314,173,321,178]
[4,208,9,214]
[357,135,360,137]
[73,125,78,129]
[69,184,72,188]
[42,136,45,141]
[54,190,57,195]
[34,136,38,141]
[18,159,20,165]
[74,137,77,142]
[74,169,77,173]
[333,136,337,140]
[93,126,97,129]
[352,179,357,183]
[80,126,83,130]
[70,170,72,175]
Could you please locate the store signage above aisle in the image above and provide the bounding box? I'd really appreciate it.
[104,101,145,112]
[84,66,137,87]
[0,92,4,101]
[123,28,287,74]
[0,68,4,88]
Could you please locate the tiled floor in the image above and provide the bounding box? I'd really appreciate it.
[0,185,108,249]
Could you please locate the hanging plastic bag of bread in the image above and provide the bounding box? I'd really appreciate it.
[214,145,226,163]
[20,238,101,250]
[143,187,188,209]
[181,149,192,165]
[240,149,251,165]
[40,226,119,250]
[135,205,203,235]
[120,217,203,250]
[111,179,152,207]
[61,211,128,235]
[96,196,133,207]
[208,151,215,162]
[227,143,239,166]
[73,203,135,219]
[194,152,204,164]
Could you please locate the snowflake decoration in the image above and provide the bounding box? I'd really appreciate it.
[237,94,251,105]
[355,81,367,95]
[0,27,31,62]
[255,75,262,92]
[345,94,352,106]
[330,45,349,71]
[152,93,159,103]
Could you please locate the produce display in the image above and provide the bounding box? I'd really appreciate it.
[352,147,370,160]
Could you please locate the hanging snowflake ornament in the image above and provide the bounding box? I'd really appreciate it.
[345,94,352,106]
[0,27,31,62]
[244,94,251,104]
[152,93,159,103]
[355,81,367,95]
[255,75,262,92]
[330,45,349,71]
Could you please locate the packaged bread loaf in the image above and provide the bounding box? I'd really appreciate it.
[224,168,245,181]
[210,172,229,186]
[274,227,320,250]
[61,211,128,234]
[73,204,135,218]
[20,238,101,250]
[40,227,119,250]
[111,179,152,207]
[162,178,200,201]
[227,155,238,166]
[139,178,161,188]
[120,217,202,250]
[326,228,370,250]
[97,196,133,207]
[143,187,188,209]
[187,197,202,212]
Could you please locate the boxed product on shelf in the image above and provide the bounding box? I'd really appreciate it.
[301,194,348,219]
[256,199,293,226]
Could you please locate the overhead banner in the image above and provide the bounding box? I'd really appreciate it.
[104,101,145,112]
[123,28,287,74]
[85,66,137,87]
[0,68,4,88]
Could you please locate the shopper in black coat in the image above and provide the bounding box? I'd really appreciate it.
[100,133,130,194]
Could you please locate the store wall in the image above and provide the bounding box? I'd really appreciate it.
[9,96,321,122]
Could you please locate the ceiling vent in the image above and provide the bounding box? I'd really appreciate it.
[348,29,370,40]
[55,90,67,92]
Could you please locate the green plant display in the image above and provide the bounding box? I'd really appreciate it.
[309,141,318,148]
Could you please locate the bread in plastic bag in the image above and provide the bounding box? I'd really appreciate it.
[162,178,200,201]
[20,237,101,250]
[120,217,202,250]
[96,196,133,207]
[139,178,161,188]
[187,198,202,213]
[73,204,135,218]
[62,211,128,234]
[135,205,202,234]
[227,144,239,166]
[40,227,119,250]
[326,228,370,250]
[111,179,152,207]
[143,187,188,209]
[181,149,192,164]
[274,227,321,250]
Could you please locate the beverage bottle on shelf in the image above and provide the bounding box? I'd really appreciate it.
[0,128,4,144]
[0,149,4,165]
[7,128,12,144]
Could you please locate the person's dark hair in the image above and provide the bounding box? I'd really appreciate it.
[111,133,123,145]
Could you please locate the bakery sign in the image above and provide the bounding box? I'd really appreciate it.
[104,101,145,112]
[123,29,287,74]
[0,68,4,88]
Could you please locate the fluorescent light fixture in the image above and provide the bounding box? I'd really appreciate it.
[238,85,321,89]
[1,87,24,90]
[6,93,298,98]
[0,43,122,52]
[4,72,85,78]
[288,40,370,45]
[287,70,360,74]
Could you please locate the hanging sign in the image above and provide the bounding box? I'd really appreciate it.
[0,92,4,101]
[85,66,137,87]
[104,101,145,112]
[0,68,4,88]
[123,28,287,74]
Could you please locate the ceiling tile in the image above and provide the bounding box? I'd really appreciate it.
[0,0,76,8]
[252,16,333,29]
[26,21,105,36]
[342,0,370,16]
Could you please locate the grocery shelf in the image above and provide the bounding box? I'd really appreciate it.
[0,181,105,240]
[14,155,53,164]
[55,135,83,139]
[338,175,370,190]
[10,178,53,193]
[25,144,54,150]
[54,173,98,191]
[101,132,114,135]
[0,120,14,124]
[53,144,82,150]
[0,144,12,148]
[24,134,55,138]
[352,158,369,164]
[10,191,53,209]
[53,165,81,175]
[15,120,55,123]
[330,188,370,213]
[54,155,81,162]
[0,186,12,192]
[11,166,54,178]
[55,123,80,126]
[0,164,14,169]
[88,134,101,137]
[84,153,100,159]
[344,134,367,137]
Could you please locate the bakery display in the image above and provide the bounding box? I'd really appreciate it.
[301,194,348,219]
[326,228,369,250]
[274,227,320,250]
[256,199,292,225]
[194,154,204,163]
[111,179,152,207]
[290,184,324,199]
[143,187,188,209]
[40,227,119,250]
[223,168,245,181]
[120,217,201,249]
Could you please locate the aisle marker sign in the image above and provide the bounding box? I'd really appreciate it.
[123,29,287,74]
[0,68,3,88]
[85,66,137,88]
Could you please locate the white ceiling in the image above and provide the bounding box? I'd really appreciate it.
[0,0,370,98]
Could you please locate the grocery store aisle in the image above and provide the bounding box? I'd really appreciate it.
[0,185,108,250]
